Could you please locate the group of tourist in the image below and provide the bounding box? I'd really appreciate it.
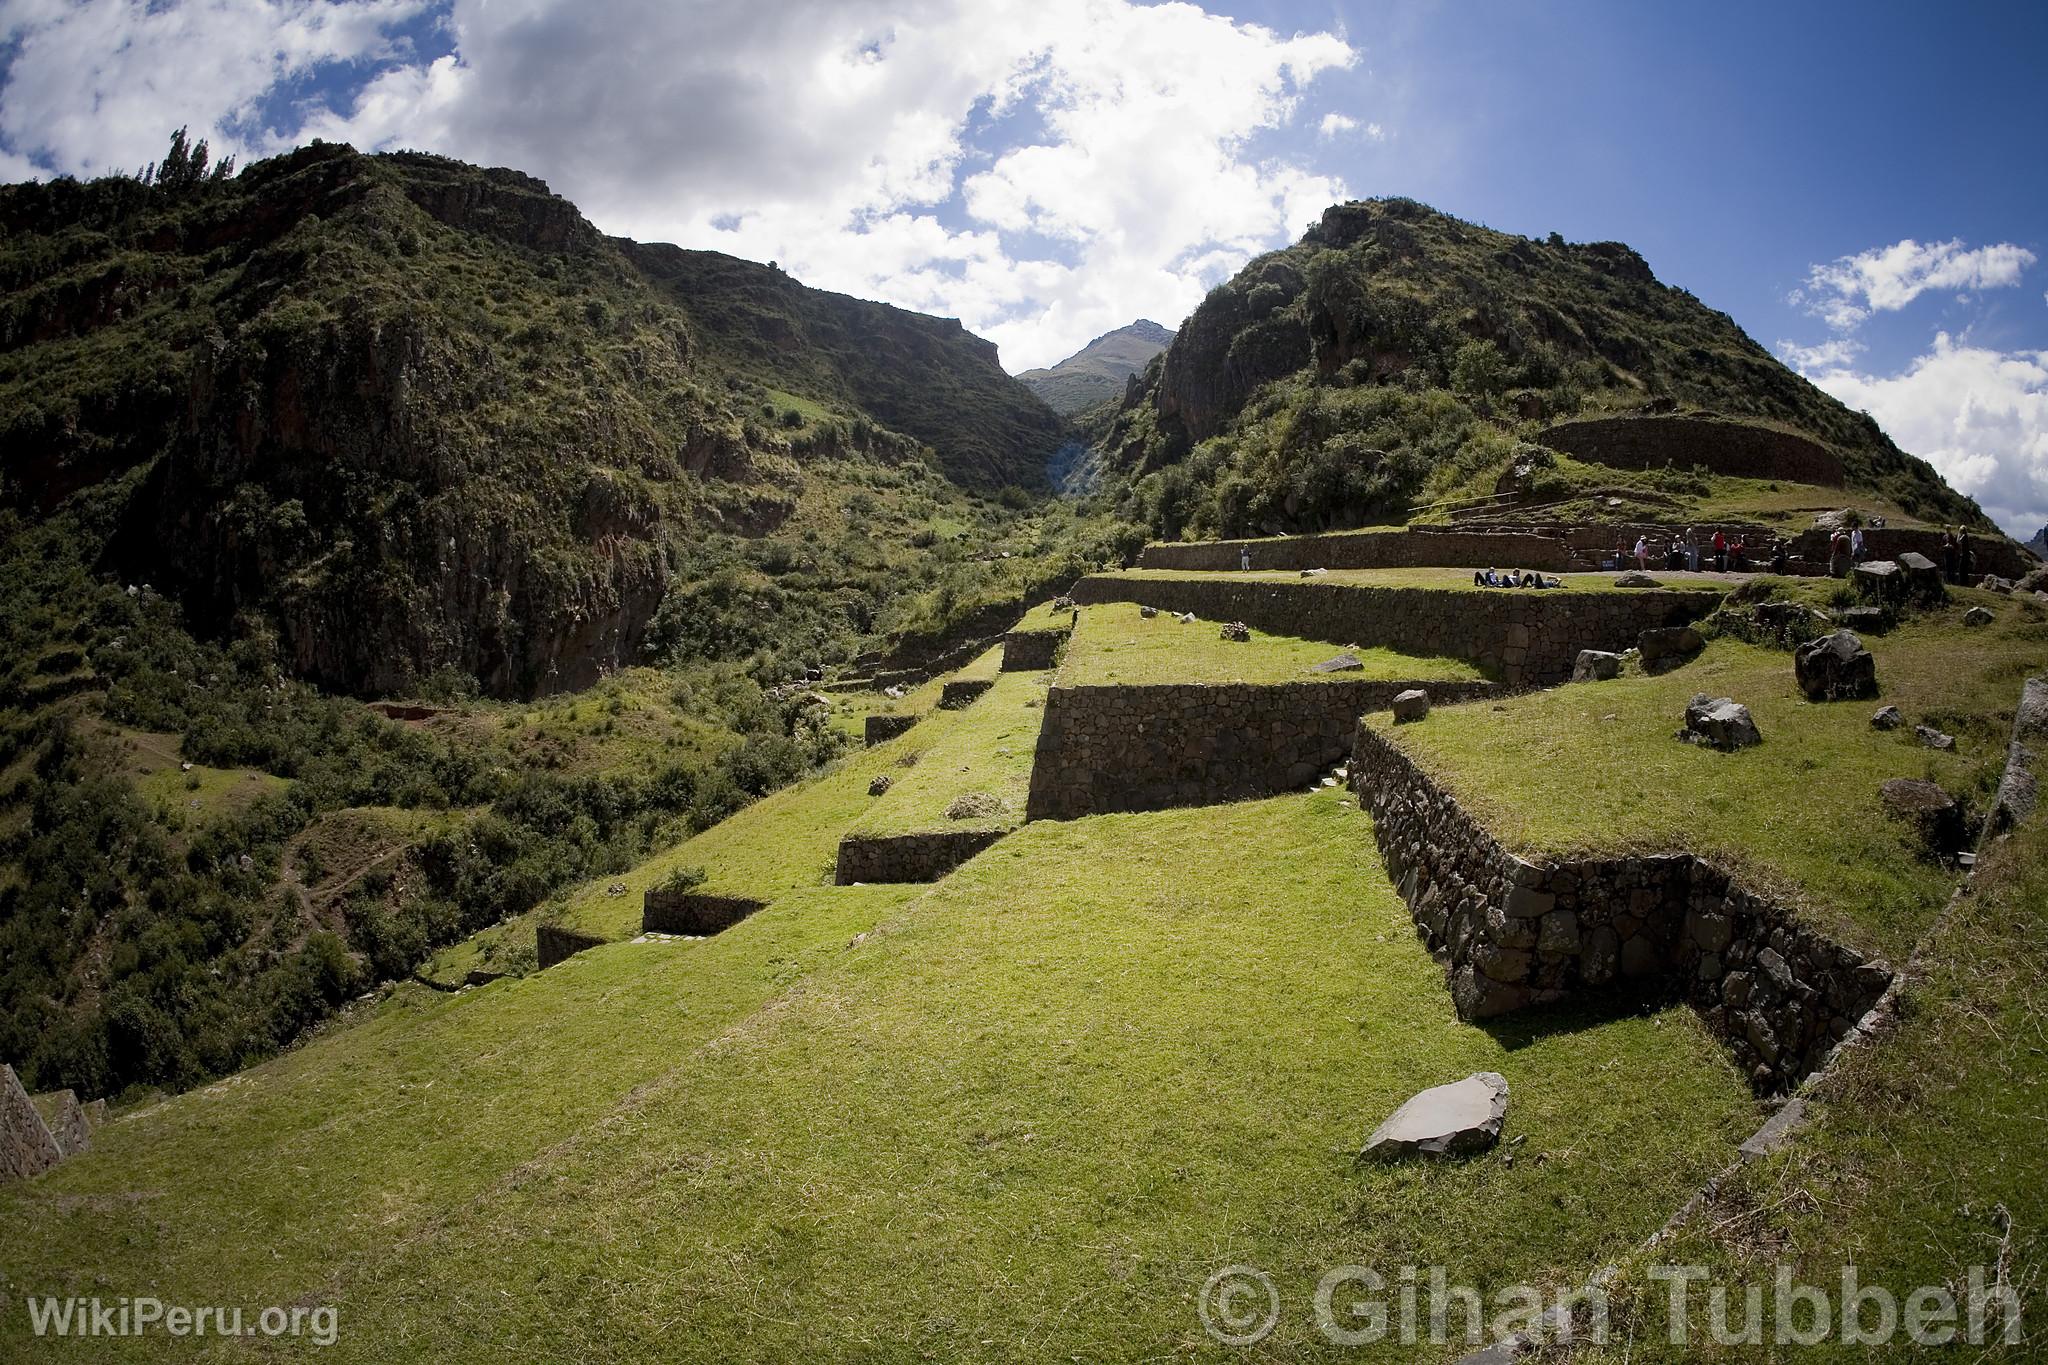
[1939,527,1978,584]
[1472,567,1558,589]
[1614,528,1786,575]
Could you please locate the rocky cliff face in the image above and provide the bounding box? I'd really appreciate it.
[0,143,1062,697]
[1018,319,1175,416]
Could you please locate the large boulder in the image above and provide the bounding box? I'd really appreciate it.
[1880,778,1967,859]
[1679,694,1762,750]
[1357,1072,1510,1163]
[1613,570,1663,588]
[1963,605,1995,627]
[1838,604,1893,636]
[1391,688,1431,723]
[1794,630,1878,701]
[1871,705,1903,730]
[1852,559,1904,606]
[1572,649,1622,682]
[1218,620,1250,642]
[1639,625,1704,672]
[1916,725,1955,751]
[1895,551,1948,604]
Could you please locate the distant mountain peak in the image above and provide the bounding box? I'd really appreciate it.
[1018,319,1176,416]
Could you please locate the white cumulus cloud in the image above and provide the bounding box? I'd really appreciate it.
[1785,332,2048,538]
[1796,237,2037,333]
[0,0,1361,371]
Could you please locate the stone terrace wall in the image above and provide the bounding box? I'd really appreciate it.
[865,713,919,746]
[1137,528,1569,573]
[835,829,1006,884]
[642,889,767,936]
[1069,575,1725,688]
[1001,627,1068,671]
[1537,414,1845,488]
[1027,679,1493,821]
[2,1063,63,1182]
[1352,723,1891,1092]
[537,923,607,970]
[1788,525,2036,581]
[940,678,996,709]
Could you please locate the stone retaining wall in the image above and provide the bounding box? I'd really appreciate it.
[864,713,920,746]
[1136,527,1569,573]
[940,678,995,709]
[1069,575,1725,688]
[1351,723,1891,1092]
[1026,679,1494,821]
[1000,627,1069,671]
[641,889,768,936]
[2,1063,64,1182]
[1787,525,2035,581]
[38,1089,91,1158]
[1536,414,1846,487]
[834,829,1006,884]
[536,923,607,970]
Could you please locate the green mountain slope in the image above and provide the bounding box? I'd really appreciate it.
[0,143,1064,699]
[1017,317,1174,415]
[1100,197,1993,540]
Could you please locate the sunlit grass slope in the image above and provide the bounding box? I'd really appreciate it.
[1061,599,1488,686]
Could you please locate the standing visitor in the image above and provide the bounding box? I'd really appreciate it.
[1633,535,1649,571]
[1712,529,1727,572]
[1685,527,1701,572]
[1849,526,1865,565]
[1240,545,1251,573]
[1940,528,1957,582]
[1829,528,1848,576]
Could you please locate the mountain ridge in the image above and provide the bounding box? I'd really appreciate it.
[1018,317,1174,415]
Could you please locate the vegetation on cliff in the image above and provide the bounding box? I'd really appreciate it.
[1101,198,1992,541]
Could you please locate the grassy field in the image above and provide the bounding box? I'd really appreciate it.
[108,725,292,828]
[844,669,1050,836]
[1383,589,2047,961]
[1060,600,1489,686]
[0,794,1760,1363]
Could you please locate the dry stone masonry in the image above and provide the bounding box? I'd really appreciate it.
[2,1063,65,1182]
[1070,574,1724,688]
[536,923,607,970]
[1535,413,1846,487]
[864,713,920,746]
[1352,723,1892,1092]
[1000,626,1069,671]
[642,889,768,936]
[1026,679,1492,820]
[835,829,1006,884]
[1136,527,1570,573]
[940,678,995,709]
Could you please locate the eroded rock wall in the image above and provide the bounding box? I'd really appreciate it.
[1537,415,1845,487]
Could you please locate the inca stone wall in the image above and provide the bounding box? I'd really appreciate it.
[39,1089,91,1158]
[865,713,920,745]
[1026,678,1495,821]
[1787,524,2035,581]
[835,829,1007,884]
[1000,627,1069,671]
[2,1063,63,1182]
[1351,723,1891,1092]
[940,678,996,709]
[536,923,607,970]
[1136,527,1569,573]
[641,889,767,936]
[1069,575,1725,688]
[1536,414,1846,487]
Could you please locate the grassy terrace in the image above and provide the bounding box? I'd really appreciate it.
[1060,600,1488,686]
[1101,565,1748,594]
[843,668,1049,837]
[1382,586,2046,962]
[1,794,1759,1363]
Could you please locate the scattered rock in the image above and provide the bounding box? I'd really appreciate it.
[1219,620,1250,642]
[1175,612,1195,625]
[1880,778,1966,858]
[867,775,893,796]
[1138,605,1158,619]
[1571,650,1622,682]
[1838,604,1893,636]
[1963,605,1994,627]
[1793,630,1878,701]
[1613,570,1663,588]
[1051,596,1075,613]
[1678,694,1761,750]
[1310,652,1365,673]
[1852,559,1901,605]
[1299,567,1328,577]
[1638,625,1704,672]
[1871,705,1902,730]
[1980,575,2014,594]
[1357,1072,1509,1163]
[1391,689,1431,723]
[1895,551,1948,604]
[605,882,627,896]
[1915,725,1955,751]
[883,684,905,699]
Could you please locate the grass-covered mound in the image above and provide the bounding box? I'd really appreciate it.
[0,794,1759,1362]
[1060,600,1487,686]
[1380,587,2045,961]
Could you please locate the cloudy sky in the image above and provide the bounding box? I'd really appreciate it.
[2,0,2045,535]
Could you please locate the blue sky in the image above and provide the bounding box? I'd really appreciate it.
[1,0,2044,533]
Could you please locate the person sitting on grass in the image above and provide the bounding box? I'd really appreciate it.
[1473,569,1488,587]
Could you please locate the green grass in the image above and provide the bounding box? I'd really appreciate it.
[0,795,1759,1363]
[1579,809,2048,1362]
[1105,566,1737,594]
[845,669,1049,835]
[1383,590,2048,961]
[1060,600,1488,685]
[111,725,291,826]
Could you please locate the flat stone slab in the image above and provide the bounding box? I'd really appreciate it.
[1358,1071,1509,1162]
[1310,652,1365,673]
